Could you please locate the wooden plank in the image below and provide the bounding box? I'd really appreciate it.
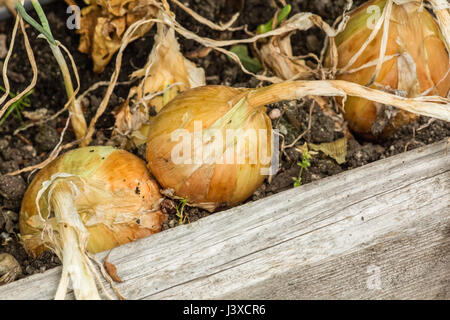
[0,140,448,300]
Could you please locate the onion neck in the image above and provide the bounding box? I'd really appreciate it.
[246,80,450,122]
[246,81,309,107]
[246,80,350,107]
[51,183,101,300]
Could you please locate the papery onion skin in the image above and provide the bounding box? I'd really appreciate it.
[113,21,205,147]
[20,146,166,257]
[330,0,450,140]
[146,86,273,212]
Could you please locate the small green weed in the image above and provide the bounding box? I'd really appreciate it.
[257,4,292,34]
[176,198,189,225]
[0,86,33,127]
[293,144,312,187]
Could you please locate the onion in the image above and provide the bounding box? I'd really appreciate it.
[146,80,449,211]
[20,146,165,299]
[329,0,450,139]
[146,86,274,212]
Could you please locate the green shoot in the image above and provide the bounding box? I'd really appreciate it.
[0,85,33,127]
[16,1,55,44]
[257,4,292,34]
[293,144,312,188]
[229,45,263,73]
[16,0,87,140]
[175,198,189,225]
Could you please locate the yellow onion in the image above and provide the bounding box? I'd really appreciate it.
[329,0,450,139]
[20,146,165,299]
[146,86,274,212]
[146,80,449,211]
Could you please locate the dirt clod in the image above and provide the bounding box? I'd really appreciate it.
[0,210,18,234]
[34,124,60,152]
[0,175,27,201]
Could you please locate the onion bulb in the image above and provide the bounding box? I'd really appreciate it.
[329,0,450,139]
[146,86,274,212]
[146,80,449,211]
[20,146,165,299]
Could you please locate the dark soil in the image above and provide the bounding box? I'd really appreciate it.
[0,0,448,282]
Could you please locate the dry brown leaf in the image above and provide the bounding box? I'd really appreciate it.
[185,46,212,59]
[309,137,348,164]
[77,4,100,55]
[260,34,316,81]
[256,10,341,82]
[74,0,158,72]
[96,0,137,16]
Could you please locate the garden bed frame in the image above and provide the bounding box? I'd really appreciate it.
[0,139,449,299]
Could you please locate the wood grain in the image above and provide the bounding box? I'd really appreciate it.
[0,140,448,300]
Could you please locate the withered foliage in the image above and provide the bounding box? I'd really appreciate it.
[68,0,159,72]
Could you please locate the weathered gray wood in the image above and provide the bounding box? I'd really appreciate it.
[0,140,449,300]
